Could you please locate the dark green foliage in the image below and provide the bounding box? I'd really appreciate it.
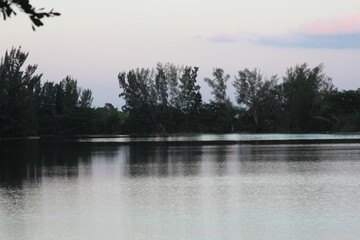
[281,63,334,132]
[234,107,255,132]
[204,68,234,132]
[0,47,121,137]
[117,62,360,134]
[79,89,94,109]
[118,68,157,133]
[36,76,95,135]
[37,81,58,134]
[178,66,202,131]
[118,65,203,133]
[233,68,279,131]
[155,63,168,107]
[0,0,60,30]
[325,89,360,132]
[93,103,125,134]
[2,47,360,136]
[201,102,236,133]
[0,47,41,136]
[178,66,202,114]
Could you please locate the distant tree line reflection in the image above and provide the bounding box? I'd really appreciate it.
[0,140,330,186]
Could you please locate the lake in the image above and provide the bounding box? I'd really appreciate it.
[1,134,360,240]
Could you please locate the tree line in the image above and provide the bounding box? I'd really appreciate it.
[118,63,359,134]
[0,47,124,137]
[1,47,360,137]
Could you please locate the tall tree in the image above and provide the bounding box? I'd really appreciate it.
[204,68,235,132]
[0,47,42,136]
[178,66,202,131]
[61,76,80,114]
[204,68,230,104]
[118,68,155,111]
[79,89,93,108]
[178,66,202,114]
[154,63,168,107]
[37,81,57,134]
[118,68,157,133]
[39,76,94,135]
[282,63,333,132]
[233,68,278,131]
[162,63,182,108]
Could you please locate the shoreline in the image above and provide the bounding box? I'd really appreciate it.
[2,132,360,143]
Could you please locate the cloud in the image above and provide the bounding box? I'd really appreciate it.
[206,13,360,49]
[207,33,242,43]
[299,14,360,36]
[253,33,360,49]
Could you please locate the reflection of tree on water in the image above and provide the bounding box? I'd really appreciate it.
[124,143,240,178]
[233,144,323,175]
[214,145,229,176]
[0,140,340,183]
[0,140,109,184]
[125,143,204,177]
[282,144,322,174]
[0,140,40,184]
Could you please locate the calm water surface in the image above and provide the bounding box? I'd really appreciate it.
[1,136,360,240]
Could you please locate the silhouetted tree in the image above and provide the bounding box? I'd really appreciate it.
[204,68,235,132]
[37,81,57,134]
[61,76,80,113]
[0,47,41,136]
[233,68,278,131]
[324,89,360,132]
[53,76,94,135]
[282,63,333,132]
[154,63,168,107]
[164,63,183,107]
[178,66,202,131]
[93,103,125,134]
[79,89,93,108]
[204,68,230,104]
[118,68,157,133]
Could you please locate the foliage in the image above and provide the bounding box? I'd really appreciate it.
[204,68,234,132]
[0,47,100,137]
[282,63,334,132]
[233,68,279,131]
[0,0,60,30]
[204,68,230,104]
[325,89,360,132]
[118,64,203,133]
[93,103,125,134]
[0,47,41,136]
[201,101,236,133]
[1,48,360,136]
[177,67,202,114]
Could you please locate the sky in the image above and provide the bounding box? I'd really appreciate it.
[1,0,360,107]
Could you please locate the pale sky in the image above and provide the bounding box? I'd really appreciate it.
[1,0,360,107]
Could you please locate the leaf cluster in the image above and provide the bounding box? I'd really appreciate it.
[0,0,60,30]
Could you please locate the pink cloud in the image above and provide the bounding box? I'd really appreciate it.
[299,13,360,36]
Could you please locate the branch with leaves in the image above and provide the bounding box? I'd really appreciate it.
[0,0,60,30]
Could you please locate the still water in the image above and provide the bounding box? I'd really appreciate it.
[1,136,360,240]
